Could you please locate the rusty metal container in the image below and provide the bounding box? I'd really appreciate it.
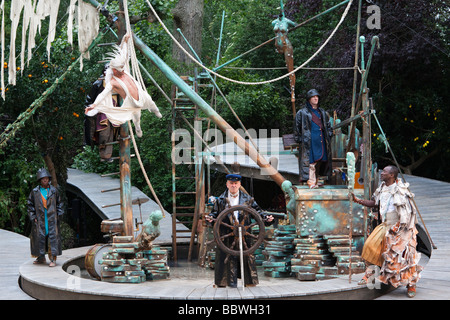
[294,186,365,252]
[100,219,123,234]
[85,243,112,280]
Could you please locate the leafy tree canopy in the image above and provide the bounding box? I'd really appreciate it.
[0,0,448,235]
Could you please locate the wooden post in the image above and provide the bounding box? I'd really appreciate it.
[362,85,371,245]
[346,152,356,283]
[119,123,133,238]
[362,89,371,200]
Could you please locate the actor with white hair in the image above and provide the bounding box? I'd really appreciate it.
[85,34,162,137]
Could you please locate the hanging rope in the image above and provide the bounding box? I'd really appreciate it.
[122,0,166,216]
[372,111,436,249]
[144,0,353,86]
[123,0,146,91]
[127,121,166,217]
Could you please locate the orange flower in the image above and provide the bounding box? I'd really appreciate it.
[28,74,32,78]
[59,136,63,140]
[73,112,79,118]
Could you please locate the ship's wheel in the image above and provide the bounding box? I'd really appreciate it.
[212,204,265,256]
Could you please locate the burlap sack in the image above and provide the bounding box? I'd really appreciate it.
[361,223,386,267]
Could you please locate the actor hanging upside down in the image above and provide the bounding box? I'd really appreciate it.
[85,33,162,137]
[352,165,423,298]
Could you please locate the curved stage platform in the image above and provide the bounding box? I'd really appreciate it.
[6,175,449,300]
[20,245,390,300]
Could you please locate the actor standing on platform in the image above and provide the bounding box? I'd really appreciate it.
[294,89,333,188]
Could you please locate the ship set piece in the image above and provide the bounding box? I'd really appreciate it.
[206,224,364,282]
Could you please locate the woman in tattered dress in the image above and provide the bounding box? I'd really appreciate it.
[352,165,423,298]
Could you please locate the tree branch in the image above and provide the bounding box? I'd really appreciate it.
[379,148,439,175]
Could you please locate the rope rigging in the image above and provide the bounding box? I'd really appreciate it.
[1,0,363,223]
[1,0,354,149]
[144,0,354,86]
[121,0,166,217]
[0,0,436,252]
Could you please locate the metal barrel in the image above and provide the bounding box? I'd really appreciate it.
[84,243,112,280]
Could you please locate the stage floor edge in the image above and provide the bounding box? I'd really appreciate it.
[19,246,394,300]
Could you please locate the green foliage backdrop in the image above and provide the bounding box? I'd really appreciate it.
[0,0,448,235]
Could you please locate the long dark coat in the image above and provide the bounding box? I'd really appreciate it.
[294,103,333,181]
[208,190,272,287]
[27,185,64,257]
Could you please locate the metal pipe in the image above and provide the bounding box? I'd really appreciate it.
[332,111,368,130]
[216,10,225,66]
[84,0,294,215]
[93,0,285,186]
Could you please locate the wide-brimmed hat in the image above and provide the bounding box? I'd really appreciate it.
[36,168,51,181]
[306,88,320,100]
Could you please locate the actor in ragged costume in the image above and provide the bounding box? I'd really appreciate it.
[352,165,423,298]
[84,34,162,137]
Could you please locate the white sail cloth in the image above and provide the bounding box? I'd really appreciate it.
[3,0,98,97]
[86,70,162,137]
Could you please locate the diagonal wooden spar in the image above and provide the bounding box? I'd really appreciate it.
[82,0,297,219]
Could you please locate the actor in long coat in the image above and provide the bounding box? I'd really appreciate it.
[27,168,64,266]
[206,174,273,287]
[294,89,333,186]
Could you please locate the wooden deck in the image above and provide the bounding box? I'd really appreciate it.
[208,138,300,182]
[0,229,34,300]
[66,168,188,245]
[2,174,449,300]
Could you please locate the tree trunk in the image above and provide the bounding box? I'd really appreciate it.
[400,148,439,175]
[172,0,204,72]
[43,154,58,188]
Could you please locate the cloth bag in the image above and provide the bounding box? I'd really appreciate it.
[361,223,386,267]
